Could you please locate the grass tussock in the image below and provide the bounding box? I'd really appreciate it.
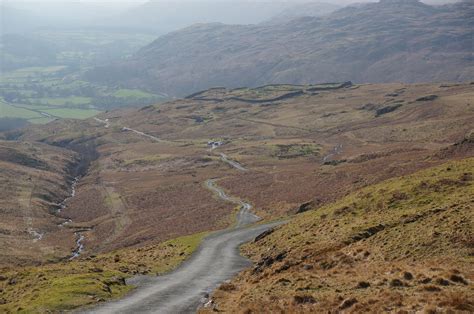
[203,158,474,313]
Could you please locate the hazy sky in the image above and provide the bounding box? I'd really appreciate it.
[1,0,378,17]
[1,0,460,5]
[1,0,378,4]
[2,0,462,25]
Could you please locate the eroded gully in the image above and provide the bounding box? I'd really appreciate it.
[57,176,91,260]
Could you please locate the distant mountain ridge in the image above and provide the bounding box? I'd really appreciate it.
[107,1,340,33]
[262,2,341,25]
[86,0,474,97]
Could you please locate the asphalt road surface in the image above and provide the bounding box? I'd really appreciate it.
[219,153,247,171]
[85,181,281,314]
[205,179,260,228]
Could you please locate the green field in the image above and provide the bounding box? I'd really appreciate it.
[0,65,166,124]
[113,89,156,98]
[42,108,100,119]
[0,66,67,79]
[34,97,92,106]
[0,30,167,125]
[0,101,43,119]
[0,100,100,124]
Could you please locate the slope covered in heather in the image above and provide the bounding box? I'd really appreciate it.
[204,157,474,313]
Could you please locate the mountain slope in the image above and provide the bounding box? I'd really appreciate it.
[87,0,474,97]
[203,157,474,313]
[0,140,79,266]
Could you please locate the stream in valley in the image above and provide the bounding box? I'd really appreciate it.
[54,176,88,260]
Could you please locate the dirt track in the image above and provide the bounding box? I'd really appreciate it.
[82,122,279,313]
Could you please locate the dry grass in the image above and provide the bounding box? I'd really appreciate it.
[0,140,78,266]
[0,232,207,313]
[202,158,474,313]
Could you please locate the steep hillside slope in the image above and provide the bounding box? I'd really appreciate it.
[87,0,474,96]
[203,157,473,313]
[0,141,79,266]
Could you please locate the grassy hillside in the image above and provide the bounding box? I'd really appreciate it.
[205,158,474,312]
[0,232,207,313]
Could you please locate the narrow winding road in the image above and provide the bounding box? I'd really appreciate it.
[219,153,247,172]
[85,121,279,313]
[85,181,280,314]
[205,179,260,228]
[122,127,162,142]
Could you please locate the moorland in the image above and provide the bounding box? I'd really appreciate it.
[0,81,472,312]
[1,0,473,312]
